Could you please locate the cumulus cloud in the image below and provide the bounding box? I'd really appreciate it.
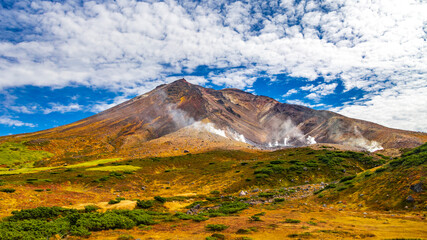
[42,103,82,114]
[301,83,338,101]
[0,116,35,127]
[282,89,298,98]
[0,0,426,131]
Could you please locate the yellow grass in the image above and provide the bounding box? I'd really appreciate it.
[65,158,122,168]
[0,158,122,175]
[85,165,141,172]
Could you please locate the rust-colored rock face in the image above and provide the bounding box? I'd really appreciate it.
[2,79,425,161]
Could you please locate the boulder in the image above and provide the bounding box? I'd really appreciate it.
[406,195,415,202]
[239,190,248,196]
[410,182,423,193]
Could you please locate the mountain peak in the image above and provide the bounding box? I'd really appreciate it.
[170,78,189,85]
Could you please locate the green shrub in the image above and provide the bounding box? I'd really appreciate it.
[206,224,229,231]
[216,201,249,214]
[99,176,109,181]
[274,198,285,202]
[0,188,15,193]
[9,206,77,221]
[76,212,135,231]
[210,190,220,194]
[236,228,251,234]
[270,160,284,164]
[84,205,99,213]
[117,234,135,240]
[258,192,275,198]
[108,199,121,205]
[206,233,225,240]
[70,225,91,237]
[339,175,356,182]
[255,174,268,179]
[375,167,387,173]
[254,168,273,175]
[116,210,155,225]
[285,218,301,223]
[137,200,153,209]
[288,232,311,238]
[154,196,166,203]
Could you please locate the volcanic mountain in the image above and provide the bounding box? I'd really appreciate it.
[2,79,426,162]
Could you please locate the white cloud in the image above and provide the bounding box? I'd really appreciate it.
[9,105,37,114]
[0,0,425,131]
[42,103,82,114]
[282,89,298,97]
[332,84,427,132]
[301,83,338,101]
[90,96,130,113]
[286,99,325,108]
[0,116,35,127]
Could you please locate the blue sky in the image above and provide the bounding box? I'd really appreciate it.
[0,0,426,136]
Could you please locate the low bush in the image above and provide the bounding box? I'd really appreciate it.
[339,175,356,182]
[117,234,135,240]
[375,167,387,173]
[285,218,301,223]
[206,224,229,231]
[258,192,276,198]
[255,174,268,179]
[236,228,250,234]
[270,160,284,164]
[0,188,15,193]
[137,200,153,209]
[206,233,225,240]
[154,196,166,203]
[108,199,122,205]
[84,205,99,213]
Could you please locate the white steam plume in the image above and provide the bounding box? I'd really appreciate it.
[343,126,384,152]
[265,117,316,147]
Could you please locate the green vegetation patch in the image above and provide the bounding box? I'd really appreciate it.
[205,224,229,231]
[0,206,158,239]
[0,142,53,168]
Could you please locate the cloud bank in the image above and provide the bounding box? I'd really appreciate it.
[0,0,426,131]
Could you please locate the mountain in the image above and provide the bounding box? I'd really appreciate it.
[1,79,426,164]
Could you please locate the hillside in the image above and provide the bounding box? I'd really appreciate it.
[314,143,427,210]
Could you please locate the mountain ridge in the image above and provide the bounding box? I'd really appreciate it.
[1,79,426,163]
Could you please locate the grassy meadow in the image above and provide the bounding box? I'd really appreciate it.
[0,142,425,239]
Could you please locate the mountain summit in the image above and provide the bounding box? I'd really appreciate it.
[2,79,426,161]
